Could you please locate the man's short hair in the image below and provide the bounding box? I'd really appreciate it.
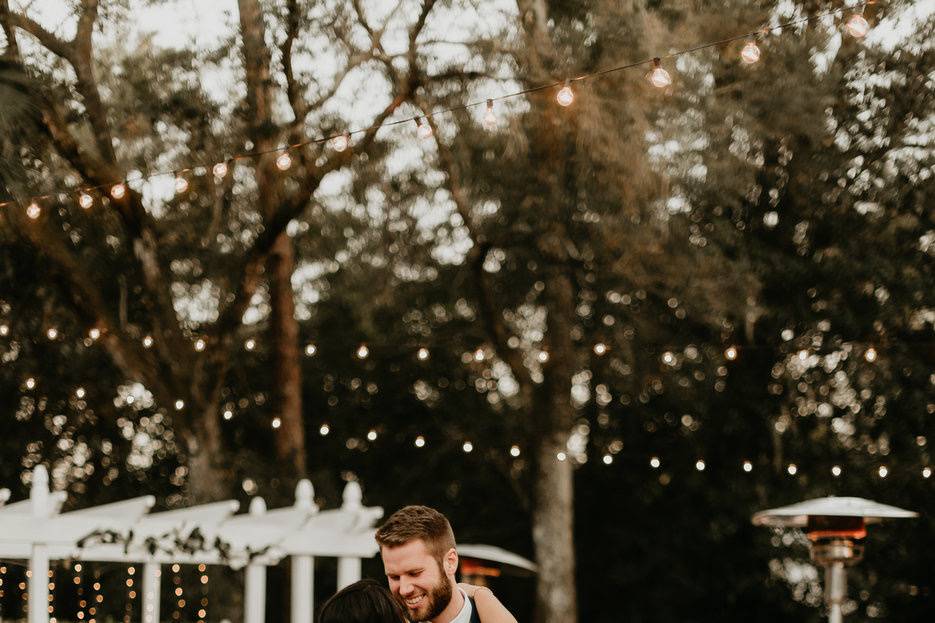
[375,505,456,562]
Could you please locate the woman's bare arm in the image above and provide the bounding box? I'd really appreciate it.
[458,583,519,623]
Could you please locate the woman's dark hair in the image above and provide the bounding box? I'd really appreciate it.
[318,579,407,623]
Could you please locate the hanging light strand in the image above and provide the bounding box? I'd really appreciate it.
[0,2,873,211]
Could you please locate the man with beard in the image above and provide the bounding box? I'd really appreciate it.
[376,505,518,623]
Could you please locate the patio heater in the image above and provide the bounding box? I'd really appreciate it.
[752,496,917,623]
[457,544,537,587]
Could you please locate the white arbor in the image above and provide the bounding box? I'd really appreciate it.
[0,466,382,623]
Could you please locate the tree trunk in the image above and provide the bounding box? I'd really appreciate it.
[184,402,230,502]
[268,232,307,478]
[533,269,579,623]
[532,432,577,623]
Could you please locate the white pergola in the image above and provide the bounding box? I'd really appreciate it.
[0,466,383,623]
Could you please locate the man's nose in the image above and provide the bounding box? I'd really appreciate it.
[399,579,415,596]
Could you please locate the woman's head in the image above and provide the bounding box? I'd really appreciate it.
[319,579,408,623]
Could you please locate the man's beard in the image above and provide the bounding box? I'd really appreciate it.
[395,573,453,622]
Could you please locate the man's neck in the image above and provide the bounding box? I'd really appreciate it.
[431,585,466,623]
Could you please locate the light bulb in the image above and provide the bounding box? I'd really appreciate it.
[142,335,153,348]
[740,40,761,64]
[276,152,292,171]
[510,445,521,457]
[845,13,870,38]
[416,118,433,139]
[482,99,497,130]
[742,460,753,472]
[174,176,189,194]
[724,346,738,361]
[695,459,706,471]
[648,58,672,89]
[787,463,797,475]
[194,338,206,352]
[330,133,350,152]
[417,347,430,361]
[556,83,575,107]
[111,183,127,199]
[415,435,426,448]
[463,441,473,453]
[26,202,41,219]
[356,344,369,359]
[864,347,877,362]
[79,193,94,209]
[593,342,607,356]
[212,162,229,178]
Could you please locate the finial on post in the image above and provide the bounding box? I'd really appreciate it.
[249,496,267,516]
[30,465,51,518]
[294,479,315,510]
[342,481,363,510]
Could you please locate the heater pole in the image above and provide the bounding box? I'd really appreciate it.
[825,561,846,623]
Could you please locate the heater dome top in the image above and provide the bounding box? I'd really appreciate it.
[752,496,917,528]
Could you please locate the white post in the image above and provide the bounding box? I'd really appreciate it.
[291,480,316,623]
[142,562,161,623]
[29,466,51,623]
[336,482,363,589]
[28,545,49,623]
[244,498,267,623]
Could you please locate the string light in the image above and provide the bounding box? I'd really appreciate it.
[79,192,94,209]
[593,343,608,356]
[923,467,932,479]
[111,183,127,199]
[557,451,567,461]
[414,435,426,448]
[275,152,293,171]
[197,564,208,623]
[174,399,185,410]
[742,460,753,472]
[88,328,101,340]
[142,335,154,348]
[740,40,761,64]
[174,175,190,194]
[845,9,871,38]
[650,456,661,469]
[877,465,888,478]
[171,564,183,622]
[47,327,58,340]
[648,58,672,88]
[417,347,430,361]
[356,344,369,359]
[832,465,842,477]
[330,132,350,152]
[25,377,36,389]
[787,463,798,476]
[319,423,330,436]
[695,459,706,471]
[537,351,550,363]
[462,441,474,453]
[482,99,497,130]
[864,347,878,362]
[555,81,575,107]
[305,343,317,356]
[26,202,41,219]
[510,445,521,458]
[367,429,378,441]
[124,566,136,623]
[7,4,871,211]
[194,338,206,352]
[244,338,256,351]
[271,417,282,429]
[724,346,738,361]
[602,454,613,465]
[223,408,233,420]
[416,117,433,140]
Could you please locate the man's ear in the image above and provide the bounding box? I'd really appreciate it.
[444,548,458,576]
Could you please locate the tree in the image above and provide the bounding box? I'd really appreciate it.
[0,0,435,501]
